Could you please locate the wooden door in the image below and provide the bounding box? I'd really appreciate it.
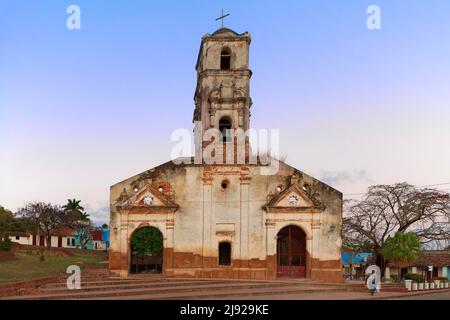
[39,235,45,247]
[277,226,306,278]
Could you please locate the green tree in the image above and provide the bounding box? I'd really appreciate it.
[63,199,90,221]
[131,228,163,259]
[382,232,422,280]
[0,206,33,236]
[0,235,12,251]
[0,206,14,236]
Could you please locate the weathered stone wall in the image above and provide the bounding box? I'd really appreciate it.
[109,159,343,282]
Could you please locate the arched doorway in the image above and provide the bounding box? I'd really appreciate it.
[130,227,163,274]
[276,225,307,278]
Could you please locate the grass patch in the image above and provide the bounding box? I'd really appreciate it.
[0,252,107,284]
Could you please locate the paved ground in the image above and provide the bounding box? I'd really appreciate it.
[390,290,450,300]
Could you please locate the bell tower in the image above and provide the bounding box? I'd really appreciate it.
[193,28,253,162]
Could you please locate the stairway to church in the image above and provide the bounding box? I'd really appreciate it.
[1,271,353,300]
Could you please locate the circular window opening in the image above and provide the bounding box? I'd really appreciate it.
[221,180,229,190]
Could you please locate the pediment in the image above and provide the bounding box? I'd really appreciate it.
[116,185,179,213]
[263,185,325,213]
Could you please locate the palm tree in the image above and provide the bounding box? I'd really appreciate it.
[63,199,89,221]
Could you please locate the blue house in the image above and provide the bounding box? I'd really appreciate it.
[102,228,110,251]
[342,252,373,280]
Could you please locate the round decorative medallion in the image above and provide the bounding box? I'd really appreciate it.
[143,196,153,206]
[288,195,298,205]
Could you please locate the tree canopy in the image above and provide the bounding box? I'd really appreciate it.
[63,199,90,222]
[381,232,421,267]
[343,182,450,273]
[343,182,450,252]
[130,227,163,258]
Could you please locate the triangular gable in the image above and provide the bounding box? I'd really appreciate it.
[263,185,325,213]
[117,185,179,213]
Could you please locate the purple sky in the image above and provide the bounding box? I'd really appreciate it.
[1,1,450,224]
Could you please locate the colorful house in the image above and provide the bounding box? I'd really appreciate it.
[386,250,450,281]
[102,228,110,251]
[342,252,373,280]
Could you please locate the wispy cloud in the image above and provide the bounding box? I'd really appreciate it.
[318,170,373,186]
[84,203,109,226]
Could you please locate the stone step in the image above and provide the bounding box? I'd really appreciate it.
[44,276,242,287]
[4,281,345,300]
[43,278,183,288]
[40,280,247,294]
[83,285,350,300]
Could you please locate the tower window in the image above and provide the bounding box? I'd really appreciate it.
[219,117,232,142]
[218,242,231,266]
[220,48,231,70]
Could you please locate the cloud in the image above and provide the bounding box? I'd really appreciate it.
[83,203,110,226]
[318,170,373,186]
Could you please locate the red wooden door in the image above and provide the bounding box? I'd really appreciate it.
[39,236,45,247]
[277,226,306,278]
[58,237,62,248]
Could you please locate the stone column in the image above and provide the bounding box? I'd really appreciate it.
[265,218,276,279]
[119,212,130,277]
[202,172,213,267]
[385,266,391,280]
[239,174,251,267]
[165,218,174,272]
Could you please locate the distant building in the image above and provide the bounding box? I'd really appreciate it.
[342,251,372,280]
[102,228,110,251]
[386,250,450,281]
[8,232,33,246]
[9,227,77,248]
[75,227,108,251]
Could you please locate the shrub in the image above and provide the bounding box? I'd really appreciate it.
[0,235,12,252]
[404,273,424,283]
[390,274,399,282]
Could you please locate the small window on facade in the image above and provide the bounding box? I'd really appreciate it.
[221,179,229,190]
[67,238,70,246]
[218,242,231,266]
[220,48,231,70]
[219,117,232,142]
[16,236,20,240]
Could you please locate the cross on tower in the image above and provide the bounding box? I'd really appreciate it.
[215,9,230,29]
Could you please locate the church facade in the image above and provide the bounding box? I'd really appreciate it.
[109,28,343,283]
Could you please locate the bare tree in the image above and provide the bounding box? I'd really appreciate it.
[343,183,450,273]
[17,202,75,249]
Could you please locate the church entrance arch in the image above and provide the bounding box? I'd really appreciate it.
[130,227,163,274]
[276,225,307,278]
